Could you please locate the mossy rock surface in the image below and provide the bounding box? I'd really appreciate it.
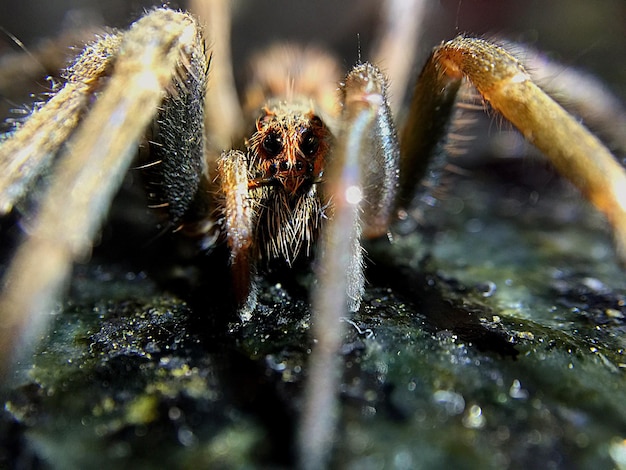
[2,160,626,469]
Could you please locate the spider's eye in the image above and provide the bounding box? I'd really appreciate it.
[262,132,283,157]
[300,130,320,157]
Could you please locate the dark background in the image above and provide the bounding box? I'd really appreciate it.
[0,0,624,97]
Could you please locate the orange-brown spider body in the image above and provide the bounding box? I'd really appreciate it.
[249,104,330,195]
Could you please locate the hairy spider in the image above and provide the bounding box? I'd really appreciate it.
[0,1,625,468]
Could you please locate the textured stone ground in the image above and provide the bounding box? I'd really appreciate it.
[3,159,625,469]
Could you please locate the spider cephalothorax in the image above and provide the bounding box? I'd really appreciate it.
[250,105,328,194]
[246,101,332,264]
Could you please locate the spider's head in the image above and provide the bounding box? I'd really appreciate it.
[248,102,332,195]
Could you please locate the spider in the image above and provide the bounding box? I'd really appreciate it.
[0,1,625,468]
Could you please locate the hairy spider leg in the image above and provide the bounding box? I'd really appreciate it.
[399,36,626,264]
[0,34,123,214]
[0,9,208,377]
[190,0,243,152]
[299,62,399,470]
[523,47,626,156]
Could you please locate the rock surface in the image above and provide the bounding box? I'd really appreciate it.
[3,160,626,469]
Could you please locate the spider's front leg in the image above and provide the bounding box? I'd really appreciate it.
[299,63,400,470]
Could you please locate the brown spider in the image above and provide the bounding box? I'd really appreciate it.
[0,1,625,468]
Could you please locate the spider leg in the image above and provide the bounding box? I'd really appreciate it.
[0,9,208,378]
[400,36,626,264]
[189,0,243,152]
[0,32,123,214]
[0,27,100,119]
[522,46,626,156]
[371,0,429,115]
[397,47,462,206]
[299,63,399,470]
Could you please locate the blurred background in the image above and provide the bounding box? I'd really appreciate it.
[0,0,624,97]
